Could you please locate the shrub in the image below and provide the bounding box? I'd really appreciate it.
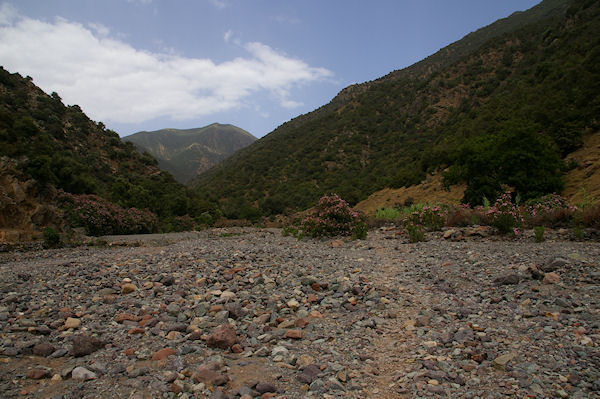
[582,204,600,228]
[42,227,61,248]
[296,194,368,239]
[404,221,426,243]
[484,191,524,235]
[526,194,575,228]
[404,204,447,231]
[196,212,214,226]
[172,215,196,231]
[60,192,158,236]
[534,226,545,242]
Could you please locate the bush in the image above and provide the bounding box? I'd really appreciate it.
[582,204,600,228]
[526,194,575,228]
[196,212,214,226]
[483,191,523,235]
[295,194,368,239]
[403,204,448,231]
[42,227,61,248]
[172,215,196,232]
[534,226,545,242]
[60,192,158,236]
[404,221,426,243]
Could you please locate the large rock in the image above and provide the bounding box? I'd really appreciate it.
[71,335,105,357]
[207,324,239,349]
[32,343,55,357]
[192,364,229,386]
[71,366,97,380]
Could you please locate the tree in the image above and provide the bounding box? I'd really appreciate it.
[446,122,564,205]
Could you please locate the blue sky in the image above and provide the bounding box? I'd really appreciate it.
[0,0,540,137]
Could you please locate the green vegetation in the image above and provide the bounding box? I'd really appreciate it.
[285,194,368,239]
[0,67,218,232]
[534,226,546,242]
[375,192,596,241]
[195,0,599,217]
[42,227,61,248]
[375,208,401,220]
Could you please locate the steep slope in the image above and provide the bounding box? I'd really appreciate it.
[0,67,216,237]
[194,0,599,217]
[124,124,256,184]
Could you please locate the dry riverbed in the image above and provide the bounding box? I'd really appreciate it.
[0,228,599,398]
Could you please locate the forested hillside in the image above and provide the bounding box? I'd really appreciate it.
[194,0,599,217]
[0,67,217,233]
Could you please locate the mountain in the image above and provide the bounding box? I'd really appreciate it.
[0,67,216,238]
[193,0,599,217]
[123,124,256,184]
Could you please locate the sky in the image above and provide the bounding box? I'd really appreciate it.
[0,0,540,138]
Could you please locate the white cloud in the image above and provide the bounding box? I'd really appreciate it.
[0,8,332,124]
[209,0,228,9]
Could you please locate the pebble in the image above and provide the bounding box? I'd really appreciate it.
[0,228,597,398]
[71,366,97,380]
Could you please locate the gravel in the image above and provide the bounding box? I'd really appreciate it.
[0,227,598,398]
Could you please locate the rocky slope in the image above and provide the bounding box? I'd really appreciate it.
[0,229,598,398]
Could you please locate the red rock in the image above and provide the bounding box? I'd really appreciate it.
[209,305,224,313]
[170,382,184,394]
[307,294,318,303]
[138,317,157,327]
[310,282,321,291]
[152,348,175,361]
[115,313,140,323]
[295,318,309,328]
[543,272,560,284]
[309,310,323,318]
[188,330,204,340]
[285,329,302,339]
[27,368,50,379]
[207,324,239,349]
[192,365,229,386]
[128,328,145,334]
[124,348,135,356]
[231,344,243,353]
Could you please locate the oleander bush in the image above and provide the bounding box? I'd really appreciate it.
[293,194,368,239]
[60,192,158,236]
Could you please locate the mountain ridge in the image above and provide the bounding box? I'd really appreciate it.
[124,123,256,184]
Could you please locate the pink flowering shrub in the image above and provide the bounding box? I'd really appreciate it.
[400,204,447,242]
[525,194,576,228]
[172,215,196,231]
[60,192,158,236]
[481,191,524,235]
[298,194,368,239]
[405,205,448,231]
